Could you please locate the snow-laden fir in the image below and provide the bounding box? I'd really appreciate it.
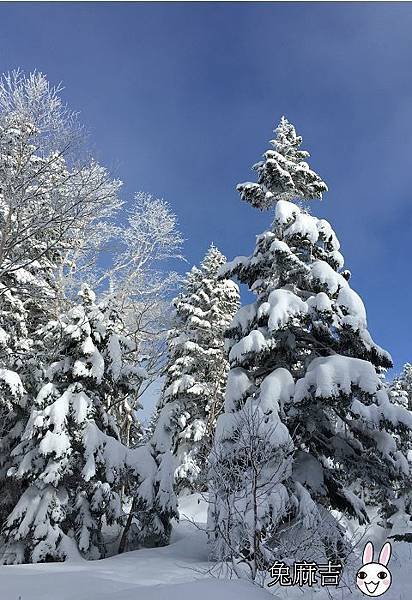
[208,116,412,579]
[133,245,239,548]
[162,245,239,495]
[1,285,150,563]
[390,363,412,411]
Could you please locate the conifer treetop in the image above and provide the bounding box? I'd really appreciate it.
[209,163,411,566]
[237,116,328,210]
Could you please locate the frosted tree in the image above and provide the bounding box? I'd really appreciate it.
[0,362,26,529]
[390,363,412,410]
[127,405,180,550]
[141,406,161,444]
[0,71,122,307]
[0,285,146,563]
[209,117,412,576]
[208,373,294,582]
[95,192,184,443]
[159,245,239,494]
[0,71,122,526]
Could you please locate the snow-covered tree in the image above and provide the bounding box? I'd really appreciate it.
[129,405,180,549]
[0,71,122,307]
[141,406,161,445]
[390,363,412,410]
[0,70,189,562]
[209,117,412,575]
[0,71,122,527]
[95,192,185,442]
[387,363,412,542]
[208,384,294,582]
[237,115,328,210]
[0,285,146,563]
[159,245,239,494]
[129,246,239,549]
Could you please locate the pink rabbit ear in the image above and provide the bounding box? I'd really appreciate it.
[363,541,374,564]
[379,542,392,566]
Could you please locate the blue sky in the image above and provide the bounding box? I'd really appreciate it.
[0,2,411,374]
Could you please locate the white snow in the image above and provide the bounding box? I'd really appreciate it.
[265,288,308,330]
[214,412,237,442]
[284,212,319,243]
[316,218,340,250]
[39,430,71,458]
[0,368,24,398]
[330,249,345,269]
[81,336,96,356]
[218,255,249,278]
[274,199,299,225]
[2,493,410,599]
[0,494,273,600]
[294,355,381,402]
[337,285,367,324]
[269,239,291,255]
[230,302,257,333]
[311,260,345,294]
[0,553,272,600]
[307,291,333,313]
[0,326,9,345]
[351,388,412,430]
[224,367,253,411]
[259,367,295,413]
[229,329,267,363]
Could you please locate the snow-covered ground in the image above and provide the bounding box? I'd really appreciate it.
[0,495,271,600]
[1,494,411,600]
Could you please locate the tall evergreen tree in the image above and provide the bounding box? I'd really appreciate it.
[0,285,146,563]
[161,245,239,495]
[387,363,412,542]
[209,117,412,574]
[133,245,239,549]
[390,363,412,411]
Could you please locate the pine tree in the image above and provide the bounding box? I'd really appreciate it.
[0,115,66,527]
[209,117,412,575]
[160,245,239,494]
[237,115,328,210]
[141,406,161,444]
[0,285,146,563]
[132,245,239,549]
[0,252,70,530]
[387,363,412,542]
[130,405,180,549]
[390,363,412,410]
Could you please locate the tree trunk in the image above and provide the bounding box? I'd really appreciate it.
[118,496,137,554]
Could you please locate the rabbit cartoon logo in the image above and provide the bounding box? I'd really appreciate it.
[356,541,392,597]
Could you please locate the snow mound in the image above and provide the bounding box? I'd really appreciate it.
[0,492,273,600]
[0,368,24,397]
[265,289,308,330]
[294,355,380,402]
[1,493,411,600]
[229,330,267,363]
